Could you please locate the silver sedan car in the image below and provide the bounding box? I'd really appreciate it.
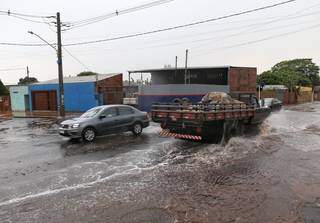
[59,105,150,142]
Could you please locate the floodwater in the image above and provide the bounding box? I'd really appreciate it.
[0,103,320,223]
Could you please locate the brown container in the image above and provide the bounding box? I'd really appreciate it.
[97,74,123,105]
[228,67,257,94]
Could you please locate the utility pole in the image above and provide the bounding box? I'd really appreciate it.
[26,66,30,78]
[56,12,65,117]
[175,56,178,77]
[184,49,189,85]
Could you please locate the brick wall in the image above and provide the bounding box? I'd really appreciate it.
[0,96,11,113]
[97,74,123,104]
[258,90,297,105]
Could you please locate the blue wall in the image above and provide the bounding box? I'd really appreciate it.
[29,82,98,112]
[138,84,230,112]
[138,94,204,111]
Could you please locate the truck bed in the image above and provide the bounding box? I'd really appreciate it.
[151,102,270,143]
[152,103,255,123]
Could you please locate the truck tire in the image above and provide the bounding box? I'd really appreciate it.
[82,127,96,142]
[201,121,224,144]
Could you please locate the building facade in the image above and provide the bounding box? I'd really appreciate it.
[129,66,257,111]
[29,73,123,113]
[9,86,29,117]
[9,73,123,117]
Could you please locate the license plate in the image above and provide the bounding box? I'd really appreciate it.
[59,130,65,134]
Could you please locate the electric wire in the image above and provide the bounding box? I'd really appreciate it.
[0,10,53,18]
[0,42,48,46]
[192,23,320,57]
[63,0,297,46]
[63,47,91,70]
[135,9,320,51]
[0,0,298,47]
[0,68,25,72]
[6,14,52,24]
[64,0,174,31]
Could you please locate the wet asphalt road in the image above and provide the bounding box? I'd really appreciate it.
[1,103,320,223]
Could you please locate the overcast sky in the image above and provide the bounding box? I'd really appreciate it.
[0,0,319,84]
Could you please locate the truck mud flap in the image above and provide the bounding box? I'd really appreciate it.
[159,129,202,141]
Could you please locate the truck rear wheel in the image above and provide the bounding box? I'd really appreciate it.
[201,121,224,144]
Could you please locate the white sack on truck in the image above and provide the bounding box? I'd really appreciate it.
[201,92,244,104]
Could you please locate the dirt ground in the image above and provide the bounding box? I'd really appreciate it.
[1,103,320,223]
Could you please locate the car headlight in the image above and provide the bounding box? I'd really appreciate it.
[72,123,80,128]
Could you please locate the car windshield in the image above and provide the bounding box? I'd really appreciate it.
[80,107,102,118]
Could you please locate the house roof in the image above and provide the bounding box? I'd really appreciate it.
[128,66,256,73]
[35,73,121,85]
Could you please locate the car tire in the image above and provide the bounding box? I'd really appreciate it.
[82,127,96,142]
[132,122,143,136]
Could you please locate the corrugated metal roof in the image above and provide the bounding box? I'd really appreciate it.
[263,85,288,90]
[35,73,121,85]
[128,66,256,73]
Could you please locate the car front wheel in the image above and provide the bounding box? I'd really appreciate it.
[132,122,143,136]
[82,127,96,142]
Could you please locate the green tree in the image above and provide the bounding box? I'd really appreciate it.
[272,59,319,88]
[18,76,38,85]
[0,80,9,96]
[77,71,98,77]
[258,58,319,91]
[257,70,282,85]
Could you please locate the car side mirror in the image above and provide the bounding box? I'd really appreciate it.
[99,115,106,119]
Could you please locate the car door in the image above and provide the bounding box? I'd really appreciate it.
[96,107,119,135]
[117,107,136,132]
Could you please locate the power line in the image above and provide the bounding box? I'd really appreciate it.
[0,42,50,46]
[63,46,91,70]
[63,0,297,46]
[135,19,319,51]
[192,23,320,57]
[0,67,25,72]
[127,2,320,48]
[0,0,297,47]
[0,10,53,18]
[65,0,175,31]
[5,14,52,24]
[65,17,319,57]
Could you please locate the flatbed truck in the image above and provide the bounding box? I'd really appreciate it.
[151,94,271,143]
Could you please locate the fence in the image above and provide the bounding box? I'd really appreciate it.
[259,87,320,104]
[259,89,296,105]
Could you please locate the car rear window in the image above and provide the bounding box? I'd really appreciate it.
[119,107,134,115]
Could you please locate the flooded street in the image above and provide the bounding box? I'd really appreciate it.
[1,103,320,223]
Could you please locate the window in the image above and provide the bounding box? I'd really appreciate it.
[102,107,118,118]
[119,107,134,115]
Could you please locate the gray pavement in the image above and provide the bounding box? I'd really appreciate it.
[1,103,320,222]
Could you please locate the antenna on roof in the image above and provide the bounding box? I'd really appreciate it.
[26,66,30,78]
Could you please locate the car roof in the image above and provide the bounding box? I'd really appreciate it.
[92,105,134,110]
